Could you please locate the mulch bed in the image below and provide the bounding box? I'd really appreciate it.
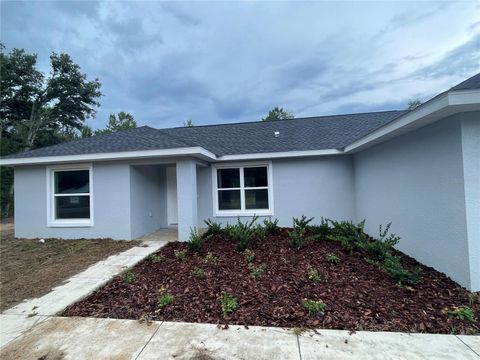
[62,230,479,334]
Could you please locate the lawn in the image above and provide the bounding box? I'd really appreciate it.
[0,218,140,311]
[62,217,479,335]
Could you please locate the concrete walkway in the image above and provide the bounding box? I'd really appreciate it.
[0,230,174,349]
[1,317,479,359]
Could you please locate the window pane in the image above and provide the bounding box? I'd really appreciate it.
[55,170,89,194]
[55,196,90,219]
[218,190,241,210]
[245,189,269,210]
[244,167,268,187]
[217,168,240,188]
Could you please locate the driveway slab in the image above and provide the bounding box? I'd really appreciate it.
[457,335,480,356]
[0,317,160,360]
[137,321,300,360]
[298,329,479,360]
[0,314,46,348]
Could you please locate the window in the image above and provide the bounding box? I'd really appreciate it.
[213,163,273,216]
[47,165,93,227]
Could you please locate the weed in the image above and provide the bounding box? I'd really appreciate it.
[187,227,204,252]
[263,218,280,235]
[326,253,341,264]
[243,249,255,263]
[174,249,188,261]
[307,267,321,283]
[149,253,163,263]
[442,305,476,322]
[249,263,266,279]
[157,288,174,310]
[220,292,238,315]
[292,327,304,336]
[204,219,222,235]
[122,270,136,284]
[192,267,206,280]
[204,252,218,265]
[302,299,327,315]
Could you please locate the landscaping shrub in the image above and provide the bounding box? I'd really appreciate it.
[288,228,306,251]
[309,217,331,241]
[187,227,204,252]
[293,215,314,230]
[356,222,399,259]
[174,249,188,261]
[192,267,205,280]
[220,292,238,315]
[253,224,267,241]
[157,288,174,310]
[243,249,255,263]
[148,253,163,263]
[325,253,341,264]
[224,216,259,251]
[249,263,266,279]
[204,252,218,265]
[302,299,327,315]
[122,270,136,284]
[307,267,321,283]
[442,305,476,322]
[381,253,422,285]
[263,218,280,235]
[204,219,222,235]
[327,219,368,252]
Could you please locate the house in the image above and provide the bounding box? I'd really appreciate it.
[1,73,479,291]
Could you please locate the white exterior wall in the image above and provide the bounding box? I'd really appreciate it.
[197,156,355,227]
[354,113,477,290]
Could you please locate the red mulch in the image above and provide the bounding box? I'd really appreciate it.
[62,231,479,334]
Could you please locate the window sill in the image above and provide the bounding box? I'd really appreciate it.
[47,220,93,228]
[214,211,273,218]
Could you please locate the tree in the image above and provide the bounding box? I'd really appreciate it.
[95,112,137,135]
[262,107,294,121]
[183,118,194,127]
[407,99,422,110]
[80,125,93,138]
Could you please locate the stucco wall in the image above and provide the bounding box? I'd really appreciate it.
[197,156,355,227]
[130,165,167,239]
[354,114,472,289]
[14,162,132,240]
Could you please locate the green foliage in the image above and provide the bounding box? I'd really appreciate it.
[293,215,314,231]
[243,249,255,263]
[307,267,321,283]
[192,267,205,280]
[381,253,422,285]
[204,252,218,265]
[95,112,136,135]
[263,218,279,235]
[204,219,222,235]
[289,229,306,251]
[326,253,341,264]
[157,288,174,310]
[468,293,480,305]
[183,118,194,127]
[249,264,266,279]
[262,107,294,121]
[302,299,327,315]
[442,306,476,322]
[407,99,422,110]
[327,219,368,252]
[187,227,204,252]
[149,253,163,263]
[309,217,331,241]
[174,249,188,261]
[357,222,400,258]
[224,216,259,251]
[122,270,136,284]
[219,292,238,315]
[252,224,267,241]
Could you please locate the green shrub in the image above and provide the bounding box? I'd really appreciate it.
[357,222,400,259]
[263,218,280,235]
[289,228,306,251]
[302,299,327,315]
[157,289,174,310]
[187,227,204,252]
[327,219,368,252]
[381,253,422,285]
[192,267,205,280]
[148,253,163,263]
[224,216,259,251]
[307,267,321,283]
[442,305,476,322]
[293,215,314,231]
[243,249,255,263]
[253,224,267,241]
[204,219,222,235]
[309,217,331,241]
[174,249,188,261]
[204,252,218,265]
[249,264,266,279]
[220,292,238,315]
[326,253,341,264]
[122,270,136,284]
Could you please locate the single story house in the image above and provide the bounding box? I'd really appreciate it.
[1,73,479,291]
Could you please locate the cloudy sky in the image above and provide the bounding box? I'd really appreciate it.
[2,1,479,129]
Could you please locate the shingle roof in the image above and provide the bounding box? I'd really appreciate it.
[449,72,480,91]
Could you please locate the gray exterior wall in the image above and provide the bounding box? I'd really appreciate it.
[197,156,355,227]
[354,114,474,289]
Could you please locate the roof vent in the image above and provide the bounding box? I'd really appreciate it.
[274,131,280,138]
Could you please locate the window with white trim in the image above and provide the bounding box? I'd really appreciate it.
[47,165,93,226]
[213,163,272,216]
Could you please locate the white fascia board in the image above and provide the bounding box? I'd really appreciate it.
[216,149,343,161]
[344,90,480,153]
[0,147,217,166]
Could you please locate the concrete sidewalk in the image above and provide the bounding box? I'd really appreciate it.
[0,237,169,348]
[1,317,479,359]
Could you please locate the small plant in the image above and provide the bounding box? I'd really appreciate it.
[253,224,267,241]
[293,215,314,231]
[204,219,222,235]
[192,267,205,280]
[249,263,266,279]
[468,293,480,305]
[122,270,136,284]
[381,253,422,285]
[187,227,204,252]
[307,267,321,283]
[204,252,218,265]
[442,306,476,322]
[174,249,188,261]
[157,288,174,310]
[149,253,163,263]
[220,292,238,315]
[327,219,368,252]
[310,217,331,241]
[289,228,306,251]
[224,216,258,251]
[302,299,327,315]
[326,253,341,264]
[263,218,279,235]
[243,249,255,263]
[292,327,304,336]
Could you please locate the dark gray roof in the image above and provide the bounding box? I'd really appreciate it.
[449,72,480,91]
[4,110,408,159]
